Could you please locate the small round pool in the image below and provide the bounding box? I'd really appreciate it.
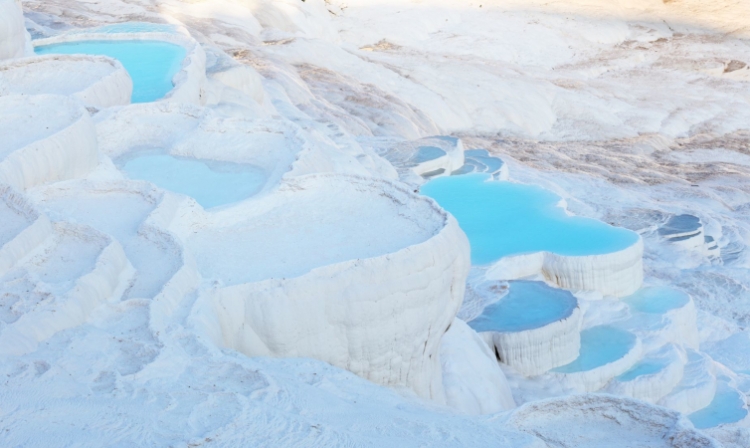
[36,40,186,103]
[119,153,266,209]
[689,382,748,429]
[623,287,689,314]
[616,358,669,382]
[553,326,637,374]
[420,174,639,265]
[468,281,578,333]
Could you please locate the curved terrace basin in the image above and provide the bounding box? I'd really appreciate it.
[421,173,638,265]
[616,359,669,382]
[36,40,186,102]
[624,287,689,314]
[554,326,637,374]
[689,382,748,429]
[469,281,577,333]
[119,153,266,209]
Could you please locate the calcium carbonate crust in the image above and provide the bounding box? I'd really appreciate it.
[33,31,207,105]
[0,54,133,108]
[210,174,471,402]
[481,306,582,377]
[0,0,29,60]
[0,94,98,191]
[486,237,644,297]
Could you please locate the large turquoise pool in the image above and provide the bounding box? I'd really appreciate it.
[120,154,266,209]
[36,40,186,103]
[420,174,639,265]
[469,281,578,333]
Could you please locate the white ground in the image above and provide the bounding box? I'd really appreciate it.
[1,0,750,446]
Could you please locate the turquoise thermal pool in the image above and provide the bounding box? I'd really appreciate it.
[120,154,266,209]
[420,173,639,265]
[553,326,637,374]
[689,383,748,429]
[623,287,689,314]
[468,281,577,333]
[36,40,187,103]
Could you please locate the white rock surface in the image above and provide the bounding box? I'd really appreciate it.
[503,394,722,448]
[0,55,133,108]
[606,344,687,403]
[659,349,718,415]
[487,237,644,297]
[0,0,29,60]
[198,174,471,401]
[0,94,98,190]
[482,306,582,377]
[440,318,516,414]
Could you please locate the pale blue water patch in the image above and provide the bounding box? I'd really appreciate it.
[469,281,577,333]
[420,174,639,265]
[689,383,748,429]
[36,40,186,103]
[120,154,266,209]
[553,326,636,373]
[414,146,446,163]
[465,149,504,173]
[617,358,669,382]
[624,287,689,314]
[90,22,178,34]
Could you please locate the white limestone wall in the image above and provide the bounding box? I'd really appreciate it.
[606,345,686,403]
[0,0,29,60]
[0,55,133,108]
[0,95,98,191]
[33,32,207,105]
[0,235,134,356]
[553,337,643,393]
[486,239,644,298]
[440,318,516,414]
[482,306,582,377]
[542,238,644,297]
[658,350,717,415]
[0,187,52,277]
[210,192,470,402]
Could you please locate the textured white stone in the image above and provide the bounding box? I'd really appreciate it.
[553,335,642,393]
[0,224,134,356]
[481,306,582,377]
[0,0,29,60]
[0,55,132,108]
[486,237,644,298]
[202,174,471,402]
[658,349,717,415]
[440,318,516,414]
[0,94,98,190]
[0,186,52,277]
[606,344,686,403]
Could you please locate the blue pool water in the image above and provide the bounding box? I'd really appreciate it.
[120,154,266,209]
[689,383,748,429]
[420,174,639,265]
[616,358,668,382]
[469,281,578,333]
[624,287,689,314]
[36,40,186,103]
[553,326,637,373]
[414,146,446,163]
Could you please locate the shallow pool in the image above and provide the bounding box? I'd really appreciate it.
[689,382,748,429]
[420,174,639,265]
[468,281,577,333]
[36,40,186,103]
[120,154,266,209]
[624,287,689,314]
[616,358,669,382]
[553,326,637,373]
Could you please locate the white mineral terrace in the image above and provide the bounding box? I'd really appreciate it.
[3,0,750,445]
